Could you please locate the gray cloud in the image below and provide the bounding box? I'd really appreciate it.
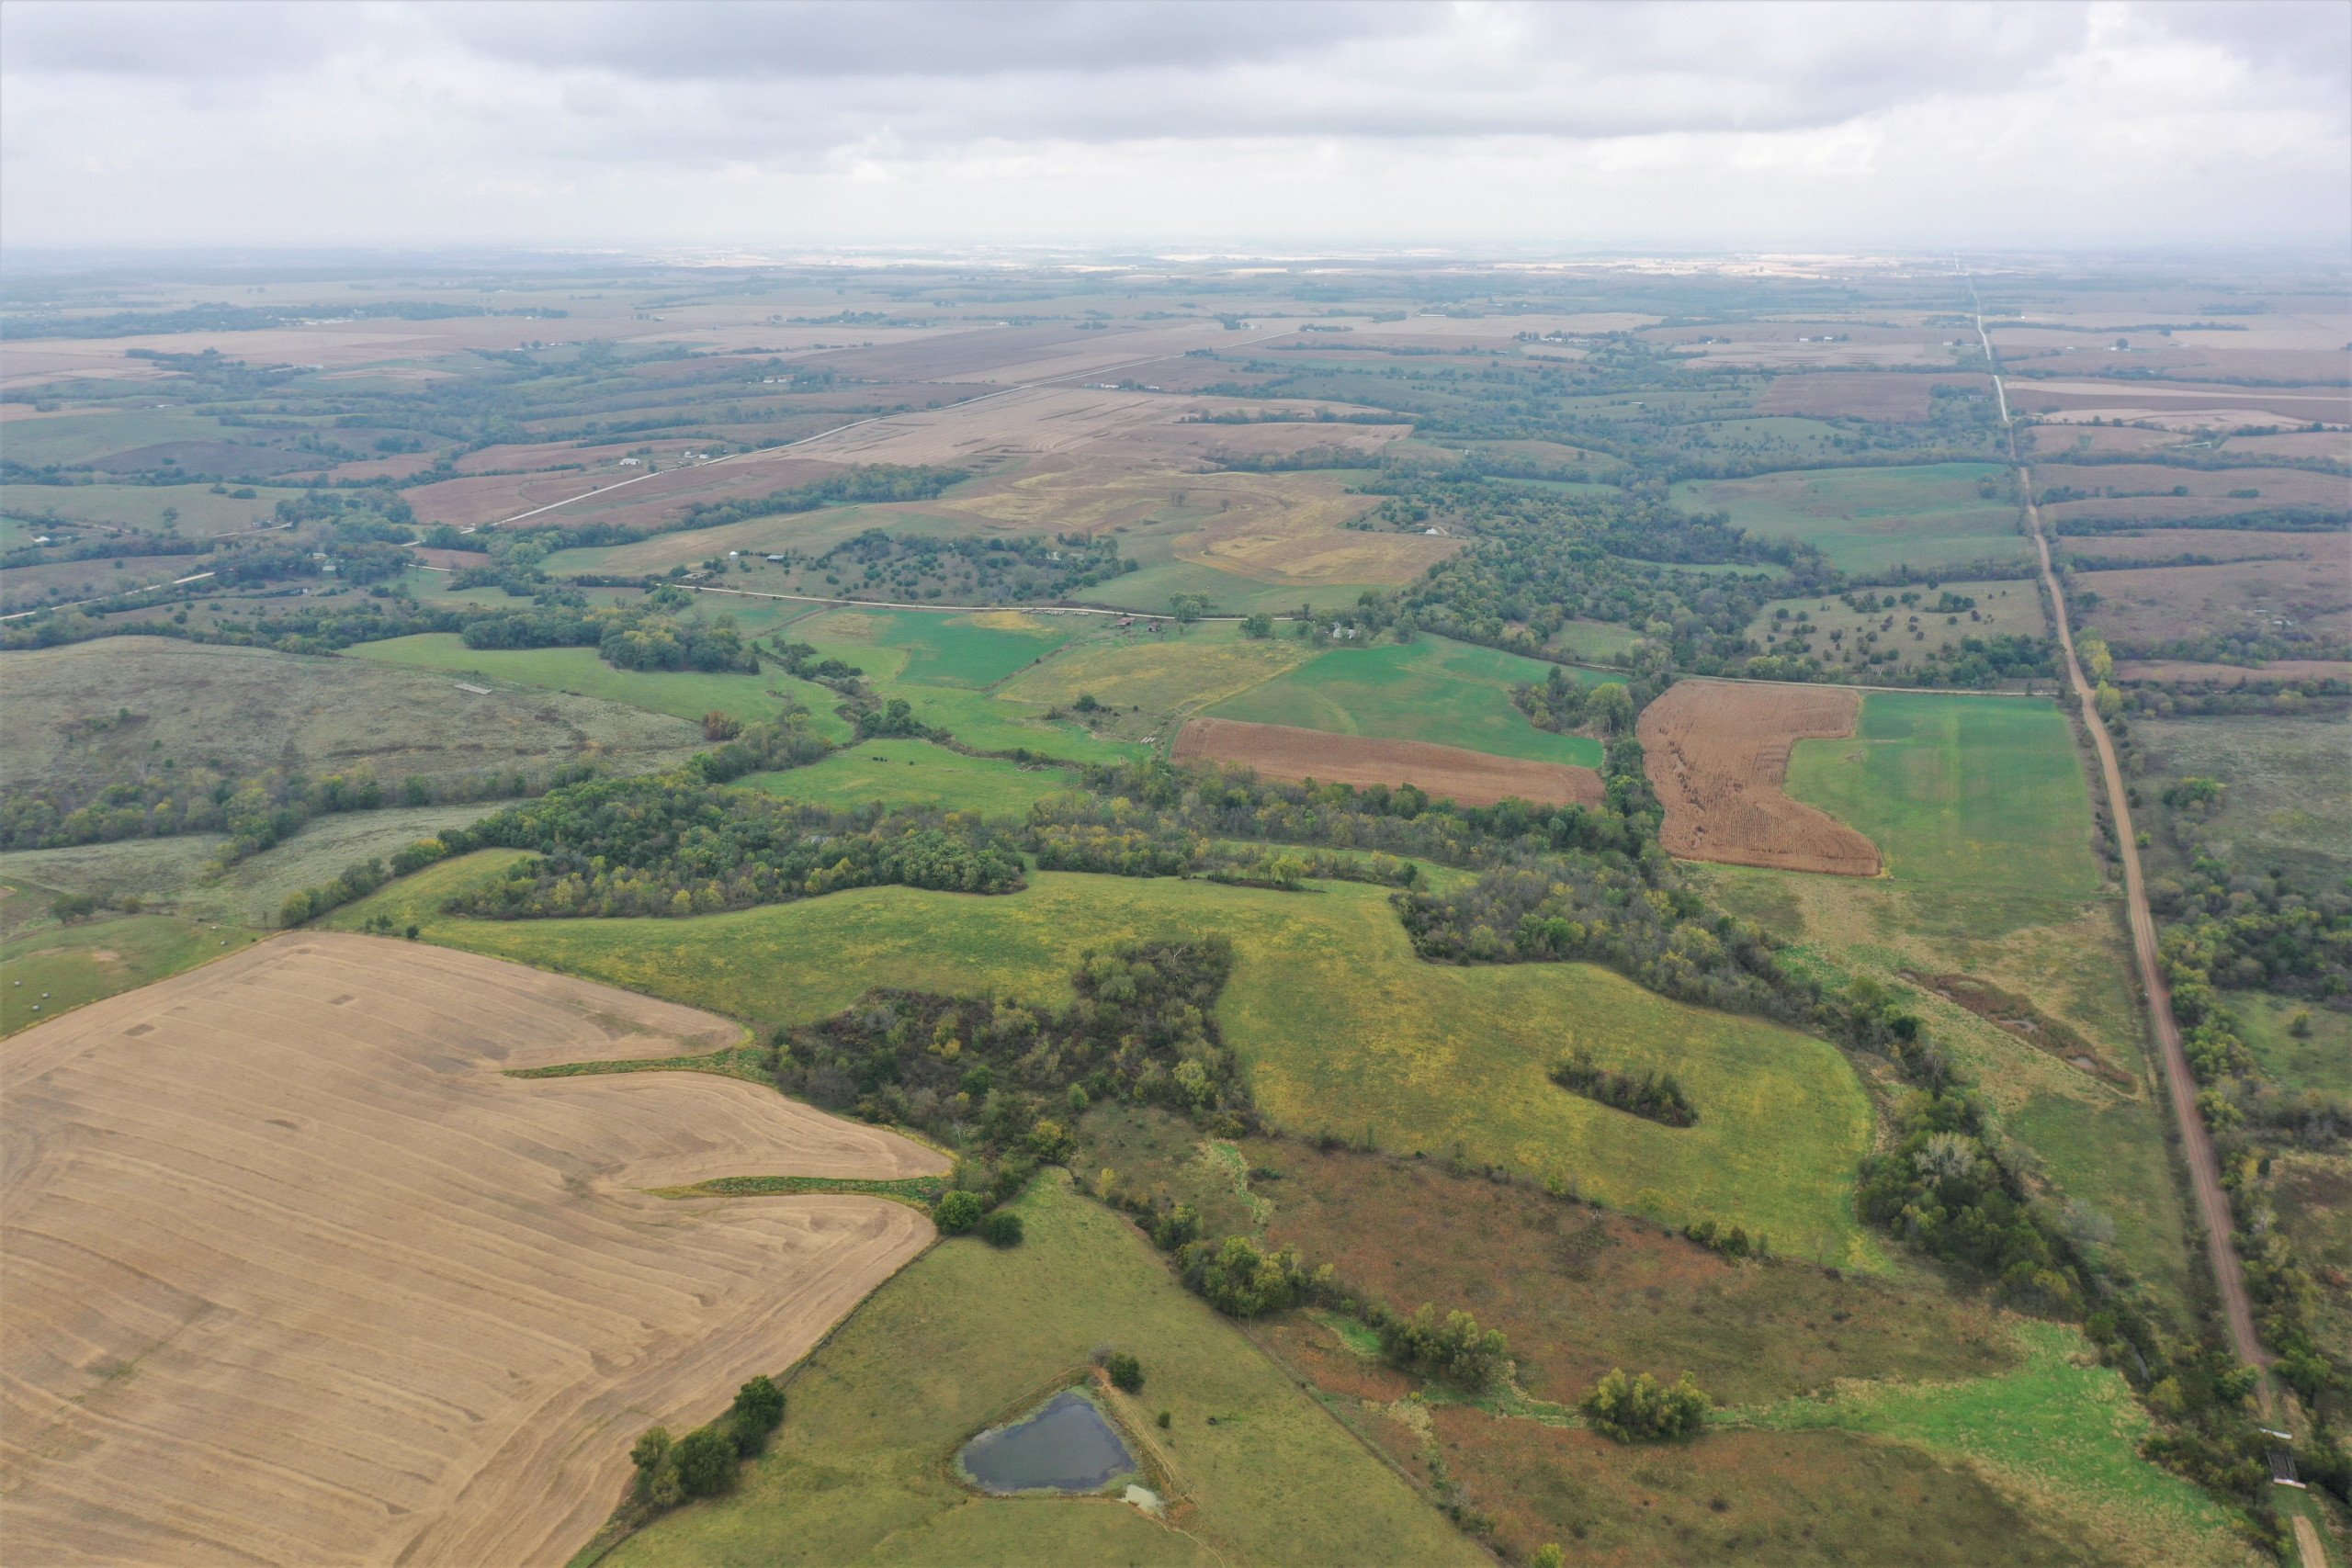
[1,0,2344,252]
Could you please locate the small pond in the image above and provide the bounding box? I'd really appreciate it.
[956,1388,1137,1495]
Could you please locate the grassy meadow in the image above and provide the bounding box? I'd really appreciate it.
[1744,1322,2256,1567]
[1,903,261,1036]
[788,605,1081,687]
[345,635,854,739]
[2233,993,2352,1100]
[1000,622,1316,729]
[601,1174,1479,1568]
[1787,692,2101,898]
[341,860,1880,1265]
[743,739,1078,817]
[2132,710,2352,890]
[1673,463,2027,577]
[1205,635,1608,767]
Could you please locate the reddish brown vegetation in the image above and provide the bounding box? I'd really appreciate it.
[1174,717,1603,808]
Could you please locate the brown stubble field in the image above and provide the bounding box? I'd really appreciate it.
[1638,679,1883,875]
[1175,716,1604,807]
[0,934,942,1567]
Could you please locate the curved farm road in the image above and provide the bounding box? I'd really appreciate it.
[1,933,944,1566]
[1972,289,2278,1417]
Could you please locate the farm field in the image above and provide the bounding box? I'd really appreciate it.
[0,479,293,536]
[606,1173,1479,1568]
[339,860,1883,1264]
[2129,710,2352,889]
[344,633,853,739]
[1203,635,1608,767]
[1785,692,2102,897]
[1744,578,2049,678]
[0,934,941,1566]
[1639,680,1882,875]
[1174,716,1601,807]
[1672,463,2028,576]
[787,604,1080,687]
[744,739,1078,815]
[999,623,1317,739]
[4,637,707,791]
[0,904,259,1034]
[2073,555,2352,656]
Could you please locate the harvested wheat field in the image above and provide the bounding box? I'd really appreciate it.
[1639,680,1883,875]
[1,934,941,1567]
[1176,717,1603,807]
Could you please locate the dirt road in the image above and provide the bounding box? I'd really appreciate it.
[1973,291,2275,1416]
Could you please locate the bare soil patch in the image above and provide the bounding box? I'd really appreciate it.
[1174,716,1600,807]
[0,934,939,1566]
[1639,679,1882,876]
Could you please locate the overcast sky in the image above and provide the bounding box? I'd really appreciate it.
[3,0,2346,255]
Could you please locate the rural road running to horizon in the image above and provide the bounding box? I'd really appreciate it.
[1973,289,2284,1434]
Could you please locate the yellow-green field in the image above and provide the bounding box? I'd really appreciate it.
[338,859,1881,1264]
[743,739,1078,817]
[601,1174,1480,1568]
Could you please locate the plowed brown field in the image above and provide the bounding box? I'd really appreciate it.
[1638,681,1882,875]
[1175,717,1603,807]
[1,934,941,1566]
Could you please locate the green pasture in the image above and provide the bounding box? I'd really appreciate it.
[1744,1322,2253,1567]
[1787,692,2100,897]
[340,862,1882,1265]
[1545,618,1642,662]
[781,609,1148,762]
[1205,635,1607,767]
[743,739,1077,817]
[1,905,260,1036]
[344,635,854,740]
[789,605,1081,688]
[2234,994,2352,1100]
[602,1175,1477,1568]
[2132,711,2352,891]
[1673,463,2027,576]
[1001,624,1316,734]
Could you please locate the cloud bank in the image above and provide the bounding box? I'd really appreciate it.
[3,0,2345,252]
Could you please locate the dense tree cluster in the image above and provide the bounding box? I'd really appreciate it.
[775,938,1241,1150]
[444,775,1023,919]
[1580,1369,1710,1442]
[1550,1050,1696,1126]
[0,754,579,859]
[626,1376,784,1517]
[1378,1304,1510,1391]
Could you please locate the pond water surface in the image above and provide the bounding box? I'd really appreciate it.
[957,1389,1136,1495]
